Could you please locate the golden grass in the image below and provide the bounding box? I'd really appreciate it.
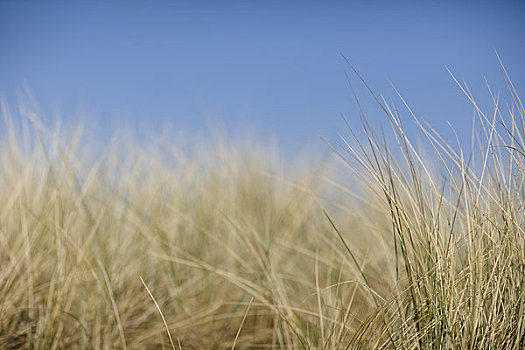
[0,66,524,349]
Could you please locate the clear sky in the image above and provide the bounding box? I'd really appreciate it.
[1,0,524,156]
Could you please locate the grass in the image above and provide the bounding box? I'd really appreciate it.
[0,66,524,349]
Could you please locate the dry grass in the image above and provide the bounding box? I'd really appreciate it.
[0,66,524,349]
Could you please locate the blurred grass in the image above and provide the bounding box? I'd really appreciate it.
[0,67,524,349]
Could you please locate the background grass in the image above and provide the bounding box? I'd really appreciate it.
[0,68,524,349]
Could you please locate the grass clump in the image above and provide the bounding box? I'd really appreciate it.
[0,65,524,349]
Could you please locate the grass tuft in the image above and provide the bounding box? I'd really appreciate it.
[0,66,524,349]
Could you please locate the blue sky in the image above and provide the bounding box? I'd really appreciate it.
[1,0,524,155]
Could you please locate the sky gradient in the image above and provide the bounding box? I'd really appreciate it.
[1,0,524,155]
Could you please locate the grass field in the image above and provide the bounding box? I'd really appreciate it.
[1,70,524,349]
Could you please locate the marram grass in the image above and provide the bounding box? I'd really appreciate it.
[1,73,524,349]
